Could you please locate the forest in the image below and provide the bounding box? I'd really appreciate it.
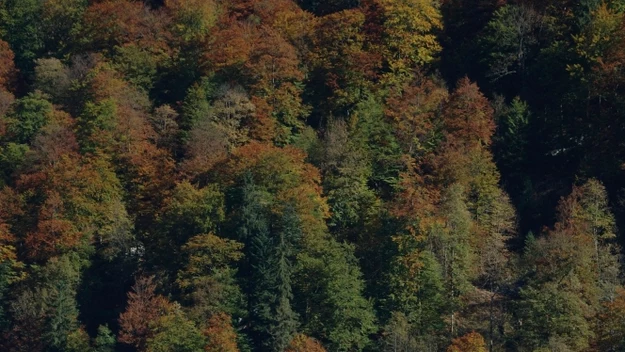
[1,0,625,351]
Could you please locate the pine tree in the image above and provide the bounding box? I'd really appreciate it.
[268,204,300,351]
[238,176,298,351]
[94,325,116,352]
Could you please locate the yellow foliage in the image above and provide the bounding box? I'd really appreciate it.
[569,3,623,76]
[376,0,442,82]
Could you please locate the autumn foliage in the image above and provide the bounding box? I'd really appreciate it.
[2,0,625,351]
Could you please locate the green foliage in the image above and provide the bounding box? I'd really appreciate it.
[0,142,29,183]
[76,100,117,153]
[515,179,620,351]
[6,91,53,144]
[237,177,298,351]
[166,0,219,42]
[380,312,420,351]
[352,96,403,195]
[112,45,160,92]
[0,0,44,73]
[295,239,377,351]
[479,5,543,85]
[66,328,91,352]
[147,308,206,352]
[494,96,530,172]
[149,182,225,287]
[40,0,87,58]
[439,184,474,295]
[179,78,216,139]
[313,119,379,241]
[30,254,83,351]
[34,58,71,104]
[94,325,116,352]
[3,1,625,351]
[160,182,224,240]
[516,283,593,351]
[379,0,442,76]
[178,233,244,322]
[387,250,445,335]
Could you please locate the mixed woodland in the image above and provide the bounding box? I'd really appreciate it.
[2,0,625,351]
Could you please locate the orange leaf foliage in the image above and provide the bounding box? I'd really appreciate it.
[447,331,487,352]
[83,0,171,54]
[119,276,173,351]
[203,313,239,352]
[286,334,326,352]
[206,20,254,70]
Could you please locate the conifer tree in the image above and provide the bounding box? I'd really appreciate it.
[238,176,298,352]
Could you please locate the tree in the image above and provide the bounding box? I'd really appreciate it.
[0,198,22,329]
[14,131,132,262]
[435,184,475,337]
[33,58,71,104]
[66,328,91,352]
[150,105,180,153]
[94,325,116,352]
[372,0,443,84]
[295,239,377,351]
[352,95,403,195]
[204,313,240,352]
[146,306,206,352]
[5,91,53,144]
[81,0,167,53]
[479,4,543,85]
[314,119,380,244]
[384,75,448,158]
[74,63,176,233]
[0,40,17,91]
[558,179,619,300]
[0,0,44,73]
[380,312,420,352]
[112,44,162,92]
[223,143,376,350]
[309,9,373,114]
[153,181,225,275]
[515,179,620,351]
[40,0,87,57]
[165,0,219,42]
[5,254,84,352]
[118,276,173,351]
[493,96,530,173]
[183,83,255,175]
[441,77,495,150]
[596,287,625,351]
[447,331,487,352]
[237,177,298,352]
[243,26,308,143]
[177,233,244,324]
[286,334,326,352]
[210,84,255,148]
[386,249,446,344]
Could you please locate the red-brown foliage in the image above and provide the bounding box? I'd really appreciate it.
[0,40,17,91]
[119,276,173,351]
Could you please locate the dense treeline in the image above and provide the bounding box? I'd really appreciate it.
[1,0,625,351]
